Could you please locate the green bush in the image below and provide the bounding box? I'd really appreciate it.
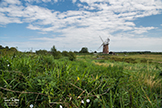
[51,46,62,59]
[62,51,69,57]
[36,49,48,55]
[68,51,76,61]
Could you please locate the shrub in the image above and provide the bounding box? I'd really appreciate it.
[51,46,62,59]
[36,49,48,55]
[55,51,62,59]
[68,51,76,61]
[62,51,69,57]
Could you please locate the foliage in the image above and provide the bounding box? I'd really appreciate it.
[0,45,18,56]
[0,49,162,108]
[79,47,89,53]
[68,51,76,61]
[9,47,18,52]
[62,51,69,57]
[51,46,62,59]
[61,51,76,61]
[36,49,48,55]
[0,45,4,49]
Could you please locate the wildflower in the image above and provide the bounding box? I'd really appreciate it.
[77,77,80,81]
[86,99,90,103]
[7,64,9,67]
[30,104,33,108]
[69,97,72,101]
[60,105,63,108]
[81,100,84,104]
[77,96,81,99]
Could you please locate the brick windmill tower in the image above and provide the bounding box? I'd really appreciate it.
[98,36,110,54]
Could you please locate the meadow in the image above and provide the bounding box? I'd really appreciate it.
[0,51,162,108]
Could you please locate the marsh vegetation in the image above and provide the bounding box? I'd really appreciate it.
[0,46,162,108]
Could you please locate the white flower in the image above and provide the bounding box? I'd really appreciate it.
[7,64,9,67]
[30,104,33,108]
[86,99,90,103]
[60,105,63,108]
[81,100,84,104]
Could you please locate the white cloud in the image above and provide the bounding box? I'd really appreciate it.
[1,0,161,33]
[38,31,48,34]
[23,5,56,23]
[5,0,21,5]
[132,26,156,34]
[0,5,24,17]
[110,36,162,52]
[42,0,51,2]
[0,2,24,24]
[53,0,58,3]
[77,3,83,7]
[25,0,51,3]
[27,24,41,30]
[72,0,77,3]
[0,12,22,25]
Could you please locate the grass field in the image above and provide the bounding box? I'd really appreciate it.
[110,54,162,63]
[0,52,162,108]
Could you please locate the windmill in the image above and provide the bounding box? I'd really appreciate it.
[98,36,110,54]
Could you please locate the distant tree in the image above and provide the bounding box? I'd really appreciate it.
[74,51,78,53]
[109,51,115,55]
[62,51,69,57]
[51,46,62,59]
[0,45,4,49]
[9,47,18,52]
[79,47,89,53]
[5,46,9,50]
[57,51,62,59]
[36,49,48,55]
[51,46,57,53]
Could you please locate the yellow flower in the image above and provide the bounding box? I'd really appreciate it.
[77,77,80,81]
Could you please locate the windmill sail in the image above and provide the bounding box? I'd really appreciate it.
[98,43,103,50]
[99,36,104,43]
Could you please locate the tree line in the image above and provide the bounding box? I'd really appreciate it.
[0,45,18,52]
[1,45,161,56]
[0,45,91,61]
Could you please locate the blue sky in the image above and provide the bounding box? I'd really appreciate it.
[0,0,162,52]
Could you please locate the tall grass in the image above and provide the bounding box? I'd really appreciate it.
[0,53,161,107]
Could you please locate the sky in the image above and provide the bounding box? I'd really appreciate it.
[0,0,162,52]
